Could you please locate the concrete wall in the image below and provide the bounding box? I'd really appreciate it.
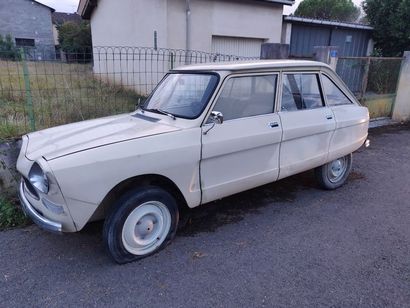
[393,51,410,122]
[90,0,283,52]
[0,0,55,60]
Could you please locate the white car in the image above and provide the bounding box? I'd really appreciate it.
[17,60,369,263]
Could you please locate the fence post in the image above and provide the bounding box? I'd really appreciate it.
[170,52,174,70]
[20,48,36,131]
[360,57,371,101]
[392,51,410,122]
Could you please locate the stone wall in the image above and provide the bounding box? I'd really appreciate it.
[0,140,21,196]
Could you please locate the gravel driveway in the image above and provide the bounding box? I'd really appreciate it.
[1,124,410,307]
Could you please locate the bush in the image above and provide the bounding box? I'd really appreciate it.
[58,21,92,63]
[0,34,20,61]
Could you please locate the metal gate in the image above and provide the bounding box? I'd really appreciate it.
[211,36,264,58]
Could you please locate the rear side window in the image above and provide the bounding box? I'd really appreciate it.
[212,75,277,121]
[281,74,324,111]
[322,75,353,106]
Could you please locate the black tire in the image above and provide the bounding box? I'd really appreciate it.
[315,153,353,190]
[103,186,179,264]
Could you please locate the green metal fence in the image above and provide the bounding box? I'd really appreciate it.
[336,57,403,118]
[0,46,256,140]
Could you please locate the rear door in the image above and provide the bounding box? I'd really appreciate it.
[320,73,369,161]
[278,72,336,179]
[200,73,282,203]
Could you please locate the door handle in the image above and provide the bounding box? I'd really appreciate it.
[269,122,279,128]
[326,115,333,120]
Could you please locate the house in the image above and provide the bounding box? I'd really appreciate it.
[282,16,374,58]
[0,0,56,60]
[77,0,294,94]
[78,0,294,58]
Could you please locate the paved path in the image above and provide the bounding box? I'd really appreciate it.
[1,124,410,307]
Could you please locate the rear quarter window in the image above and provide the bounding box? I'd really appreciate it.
[322,75,353,106]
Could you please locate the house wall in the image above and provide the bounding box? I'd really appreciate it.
[90,0,283,52]
[0,0,55,60]
[52,24,59,45]
[90,0,284,94]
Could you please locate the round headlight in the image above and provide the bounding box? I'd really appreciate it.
[28,162,49,194]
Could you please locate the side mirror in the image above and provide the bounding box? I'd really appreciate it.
[210,111,223,125]
[136,97,146,110]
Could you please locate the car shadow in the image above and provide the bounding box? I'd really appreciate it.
[80,170,366,238]
[178,171,318,236]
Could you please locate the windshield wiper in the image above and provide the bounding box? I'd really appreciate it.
[146,108,176,120]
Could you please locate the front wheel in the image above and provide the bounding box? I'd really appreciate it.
[103,186,179,264]
[315,154,353,190]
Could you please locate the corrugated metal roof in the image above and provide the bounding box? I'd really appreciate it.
[284,16,373,30]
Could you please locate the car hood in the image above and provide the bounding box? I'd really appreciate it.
[25,114,180,161]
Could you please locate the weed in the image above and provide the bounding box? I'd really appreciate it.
[0,60,145,139]
[0,195,29,230]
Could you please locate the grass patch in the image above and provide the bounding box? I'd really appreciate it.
[0,195,29,230]
[0,60,146,139]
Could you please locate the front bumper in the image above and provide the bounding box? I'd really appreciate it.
[19,181,62,233]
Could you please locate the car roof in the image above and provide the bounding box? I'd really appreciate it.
[172,60,330,72]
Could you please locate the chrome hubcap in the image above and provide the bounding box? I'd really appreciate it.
[122,201,171,255]
[328,157,347,183]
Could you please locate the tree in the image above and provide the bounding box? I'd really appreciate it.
[57,21,92,62]
[363,0,410,56]
[294,0,361,22]
[0,34,20,61]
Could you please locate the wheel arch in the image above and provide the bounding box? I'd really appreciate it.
[91,174,190,221]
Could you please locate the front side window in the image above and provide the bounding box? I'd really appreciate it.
[322,75,353,106]
[142,73,218,119]
[212,75,277,121]
[281,73,324,111]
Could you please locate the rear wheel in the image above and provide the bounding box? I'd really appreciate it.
[315,154,352,190]
[103,186,179,264]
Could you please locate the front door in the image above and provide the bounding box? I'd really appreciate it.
[200,74,282,203]
[278,72,336,179]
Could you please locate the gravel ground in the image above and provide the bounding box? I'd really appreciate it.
[1,124,410,307]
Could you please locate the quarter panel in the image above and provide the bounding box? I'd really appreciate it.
[328,105,369,161]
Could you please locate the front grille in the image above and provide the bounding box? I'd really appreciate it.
[23,177,39,200]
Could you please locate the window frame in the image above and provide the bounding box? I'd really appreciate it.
[204,71,280,124]
[141,72,220,120]
[15,38,35,47]
[278,71,326,113]
[319,73,355,107]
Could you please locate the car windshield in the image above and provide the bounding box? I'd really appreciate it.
[141,73,219,119]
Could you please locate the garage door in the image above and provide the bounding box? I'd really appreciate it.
[211,36,264,58]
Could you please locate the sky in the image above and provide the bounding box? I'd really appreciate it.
[37,0,363,14]
[37,0,79,13]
